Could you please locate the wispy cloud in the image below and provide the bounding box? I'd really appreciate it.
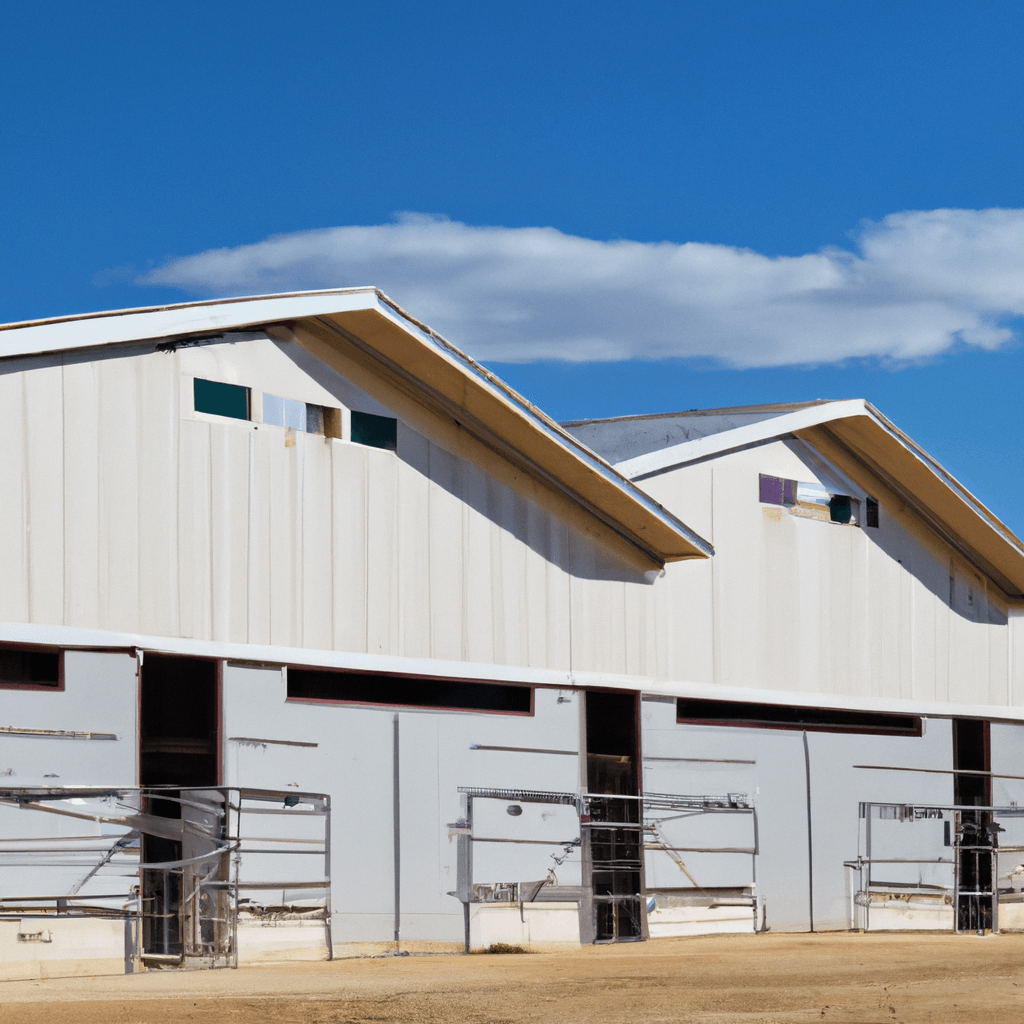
[137,210,1024,368]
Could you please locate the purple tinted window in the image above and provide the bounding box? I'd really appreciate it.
[759,473,797,506]
[759,474,783,504]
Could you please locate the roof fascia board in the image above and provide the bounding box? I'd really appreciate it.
[0,288,381,361]
[616,399,870,480]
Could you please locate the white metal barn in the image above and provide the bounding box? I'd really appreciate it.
[1,289,1023,980]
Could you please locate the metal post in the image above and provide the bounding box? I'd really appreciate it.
[324,794,333,961]
[952,811,961,932]
[864,806,872,932]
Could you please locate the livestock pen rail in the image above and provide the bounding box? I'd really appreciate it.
[846,801,1024,933]
[0,785,331,969]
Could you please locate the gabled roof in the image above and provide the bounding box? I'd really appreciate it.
[0,289,712,567]
[565,400,1024,598]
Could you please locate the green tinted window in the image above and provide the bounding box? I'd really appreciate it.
[351,411,397,451]
[194,378,249,420]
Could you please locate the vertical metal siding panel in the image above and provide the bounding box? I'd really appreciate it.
[62,360,101,628]
[622,576,642,677]
[396,427,430,659]
[647,466,712,685]
[23,364,64,624]
[427,443,464,661]
[497,488,528,667]
[247,429,273,645]
[365,449,399,656]
[933,568,951,704]
[137,354,180,637]
[330,440,368,654]
[268,435,302,648]
[210,422,250,643]
[178,418,213,639]
[486,478,507,664]
[462,462,494,665]
[525,502,550,669]
[825,527,855,698]
[544,517,572,671]
[910,556,938,703]
[97,358,140,632]
[1013,609,1024,707]
[715,465,762,691]
[570,540,627,674]
[0,373,29,622]
[897,537,914,701]
[866,541,897,701]
[989,599,1009,706]
[301,436,334,650]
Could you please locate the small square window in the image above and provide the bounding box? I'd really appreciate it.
[865,497,880,528]
[351,411,398,451]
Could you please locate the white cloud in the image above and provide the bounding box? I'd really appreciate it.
[137,209,1024,368]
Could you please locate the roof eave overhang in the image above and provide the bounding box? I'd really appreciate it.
[617,399,1024,599]
[0,289,712,566]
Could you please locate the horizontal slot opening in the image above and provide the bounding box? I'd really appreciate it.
[287,667,532,714]
[677,698,921,736]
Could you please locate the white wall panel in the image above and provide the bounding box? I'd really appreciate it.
[0,373,29,623]
[210,422,250,643]
[301,435,334,650]
[136,352,179,638]
[330,440,368,653]
[178,418,212,640]
[62,361,101,628]
[24,364,65,625]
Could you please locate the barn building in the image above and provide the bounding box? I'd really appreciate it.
[1,289,1023,979]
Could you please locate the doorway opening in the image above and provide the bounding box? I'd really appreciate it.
[953,718,992,931]
[585,690,643,942]
[139,654,221,962]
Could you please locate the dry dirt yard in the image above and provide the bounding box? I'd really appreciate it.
[2,933,1023,1024]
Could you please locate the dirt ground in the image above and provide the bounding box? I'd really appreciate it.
[2,933,1023,1024]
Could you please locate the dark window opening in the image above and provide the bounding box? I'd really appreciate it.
[194,378,249,421]
[351,411,398,451]
[676,698,922,736]
[865,497,880,529]
[585,690,643,943]
[0,646,61,689]
[829,494,852,524]
[287,667,531,714]
[953,718,992,931]
[140,654,220,789]
[586,690,640,796]
[953,718,990,807]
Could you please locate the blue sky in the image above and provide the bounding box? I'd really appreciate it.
[2,2,1023,529]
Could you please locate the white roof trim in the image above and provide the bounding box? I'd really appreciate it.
[614,399,870,479]
[7,619,1024,722]
[0,287,383,359]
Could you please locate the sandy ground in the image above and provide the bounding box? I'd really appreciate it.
[1,933,1023,1024]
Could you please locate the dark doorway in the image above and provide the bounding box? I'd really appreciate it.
[585,690,643,942]
[953,718,992,931]
[139,654,220,960]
